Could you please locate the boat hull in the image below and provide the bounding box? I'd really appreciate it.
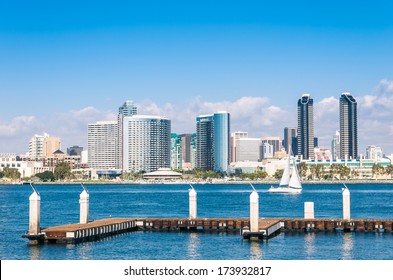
[268,186,302,194]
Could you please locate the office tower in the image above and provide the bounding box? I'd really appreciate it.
[190,133,197,169]
[297,93,314,160]
[171,133,182,170]
[213,112,230,172]
[196,112,230,172]
[87,121,118,169]
[261,137,281,155]
[196,115,214,171]
[235,138,262,162]
[291,136,298,156]
[314,137,318,148]
[117,100,137,170]
[67,145,83,156]
[29,133,61,160]
[366,145,383,161]
[283,128,296,154]
[331,131,340,160]
[230,131,248,162]
[261,142,274,159]
[29,134,45,160]
[180,134,193,170]
[123,115,171,173]
[340,92,358,160]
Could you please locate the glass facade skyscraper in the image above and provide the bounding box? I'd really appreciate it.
[196,112,230,172]
[213,112,230,172]
[117,100,137,170]
[196,115,214,171]
[297,94,314,160]
[340,92,358,159]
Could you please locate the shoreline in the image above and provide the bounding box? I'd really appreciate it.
[1,179,393,185]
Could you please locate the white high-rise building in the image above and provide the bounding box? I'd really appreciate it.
[123,115,171,173]
[331,131,340,160]
[117,100,137,170]
[366,145,383,161]
[230,131,248,162]
[235,138,262,162]
[29,134,45,160]
[87,121,118,170]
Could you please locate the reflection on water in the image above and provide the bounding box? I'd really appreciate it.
[304,233,315,258]
[342,233,354,260]
[187,233,201,259]
[29,245,41,260]
[76,242,93,260]
[250,241,262,260]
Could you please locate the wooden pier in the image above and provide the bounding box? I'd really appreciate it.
[23,217,393,244]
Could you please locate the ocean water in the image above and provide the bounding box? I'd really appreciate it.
[0,183,393,260]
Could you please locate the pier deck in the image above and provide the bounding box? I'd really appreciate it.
[23,217,393,244]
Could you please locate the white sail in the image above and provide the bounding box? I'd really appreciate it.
[288,158,302,189]
[279,153,291,187]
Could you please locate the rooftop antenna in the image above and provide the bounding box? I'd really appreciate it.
[30,183,39,196]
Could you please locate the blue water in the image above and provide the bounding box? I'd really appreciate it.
[1,183,393,260]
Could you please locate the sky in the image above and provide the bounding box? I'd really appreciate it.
[1,1,393,155]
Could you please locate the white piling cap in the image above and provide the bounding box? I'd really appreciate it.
[29,191,41,201]
[189,188,197,196]
[80,189,89,199]
[250,190,259,203]
[342,187,350,195]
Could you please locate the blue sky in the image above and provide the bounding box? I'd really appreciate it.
[1,1,393,154]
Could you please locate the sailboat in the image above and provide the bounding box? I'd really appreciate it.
[268,148,302,194]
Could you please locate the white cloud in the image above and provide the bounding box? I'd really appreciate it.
[0,116,38,137]
[374,79,393,95]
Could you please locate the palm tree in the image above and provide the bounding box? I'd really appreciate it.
[386,164,393,179]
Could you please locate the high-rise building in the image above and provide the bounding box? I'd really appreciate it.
[235,138,262,162]
[340,92,358,160]
[297,93,314,160]
[230,131,248,162]
[213,112,230,172]
[87,121,118,169]
[261,142,274,159]
[261,136,281,156]
[331,131,340,160]
[67,145,83,156]
[283,128,296,154]
[366,145,383,161]
[117,100,137,170]
[29,134,45,160]
[123,115,171,173]
[196,112,230,172]
[196,115,214,171]
[180,134,193,170]
[29,133,61,160]
[171,133,182,170]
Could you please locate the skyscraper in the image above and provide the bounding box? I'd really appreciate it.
[170,133,182,170]
[196,115,214,171]
[196,112,230,172]
[297,93,314,160]
[283,127,296,154]
[87,121,118,169]
[213,112,230,172]
[123,115,171,173]
[117,100,137,170]
[340,92,358,159]
[230,131,248,162]
[331,131,340,160]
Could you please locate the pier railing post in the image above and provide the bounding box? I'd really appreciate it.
[342,187,351,220]
[79,184,89,224]
[250,190,259,232]
[189,186,197,219]
[304,202,314,219]
[29,186,41,235]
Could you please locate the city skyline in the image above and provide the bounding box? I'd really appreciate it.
[1,2,393,154]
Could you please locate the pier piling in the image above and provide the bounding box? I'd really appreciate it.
[304,202,314,219]
[342,187,351,220]
[79,185,89,224]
